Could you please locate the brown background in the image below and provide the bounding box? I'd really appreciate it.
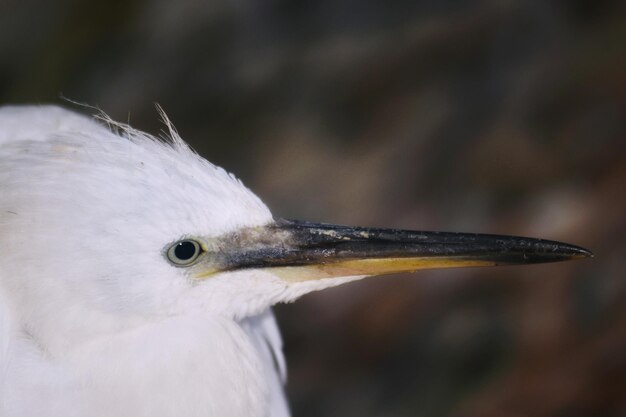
[1,1,625,416]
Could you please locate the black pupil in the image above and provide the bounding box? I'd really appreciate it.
[174,241,197,260]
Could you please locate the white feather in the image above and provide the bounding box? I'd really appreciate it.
[0,105,282,416]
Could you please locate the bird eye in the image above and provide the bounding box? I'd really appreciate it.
[167,240,203,266]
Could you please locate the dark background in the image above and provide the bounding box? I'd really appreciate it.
[1,1,624,416]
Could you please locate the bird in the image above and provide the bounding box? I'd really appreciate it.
[0,104,591,417]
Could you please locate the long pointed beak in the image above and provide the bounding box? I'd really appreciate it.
[192,219,592,281]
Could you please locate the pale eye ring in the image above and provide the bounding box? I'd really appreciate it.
[167,240,203,266]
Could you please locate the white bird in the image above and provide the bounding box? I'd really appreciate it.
[0,105,591,417]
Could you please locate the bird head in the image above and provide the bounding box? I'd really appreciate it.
[0,105,590,354]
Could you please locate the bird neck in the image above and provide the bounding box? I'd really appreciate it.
[4,314,272,417]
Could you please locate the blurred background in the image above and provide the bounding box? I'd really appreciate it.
[1,0,624,415]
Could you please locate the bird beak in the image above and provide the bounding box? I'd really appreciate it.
[192,219,592,282]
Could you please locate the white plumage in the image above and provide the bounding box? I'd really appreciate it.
[0,105,290,417]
